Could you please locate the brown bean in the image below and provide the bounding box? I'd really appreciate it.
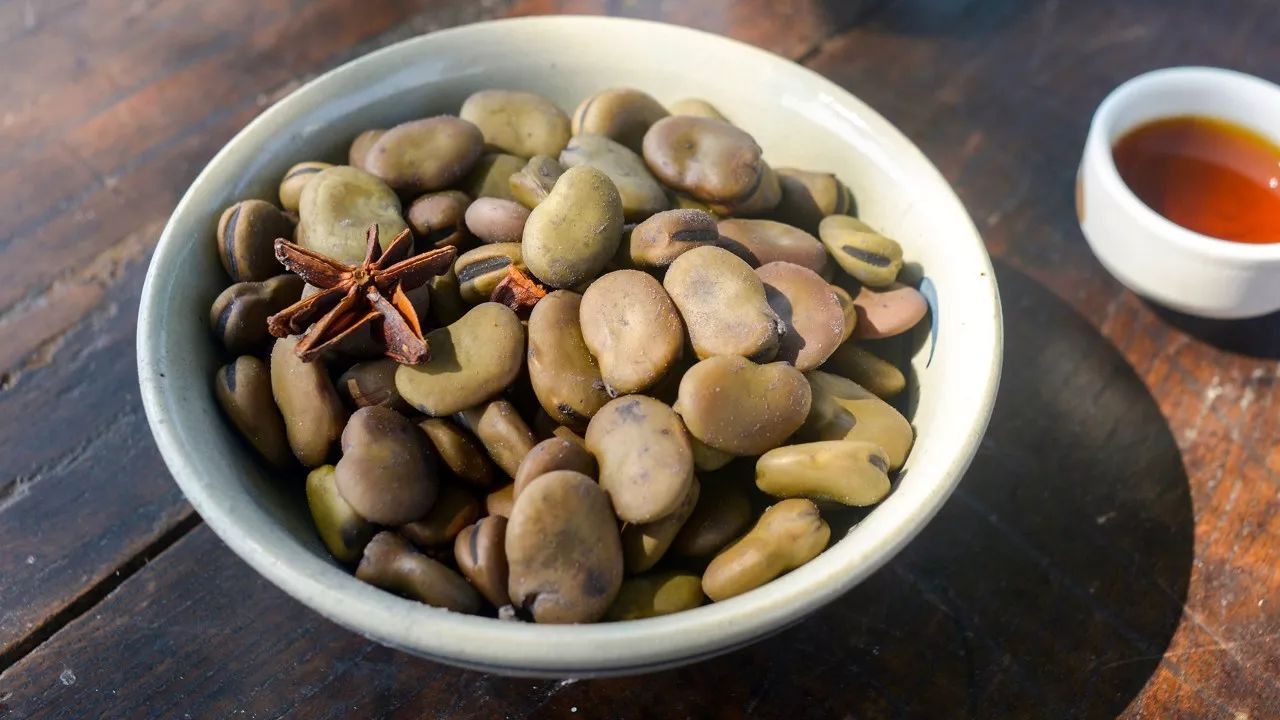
[348,129,385,170]
[579,270,684,395]
[757,261,845,371]
[357,532,481,613]
[586,395,694,524]
[513,437,598,499]
[336,359,412,414]
[508,155,564,209]
[400,483,481,547]
[671,478,753,558]
[418,418,498,490]
[674,355,811,456]
[464,197,530,244]
[716,218,830,275]
[395,303,525,416]
[851,282,928,340]
[626,208,719,270]
[335,406,438,525]
[306,464,376,564]
[527,290,611,431]
[216,199,293,282]
[820,343,905,399]
[210,274,304,355]
[663,245,782,361]
[454,399,538,479]
[572,88,669,153]
[214,356,292,469]
[407,190,472,250]
[702,499,829,602]
[641,116,780,215]
[622,478,700,574]
[455,516,510,608]
[278,161,332,213]
[364,116,485,195]
[270,336,347,467]
[798,370,914,469]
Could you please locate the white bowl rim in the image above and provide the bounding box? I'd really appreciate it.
[1087,65,1280,265]
[138,15,1002,675]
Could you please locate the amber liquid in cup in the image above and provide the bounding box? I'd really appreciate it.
[1112,116,1280,244]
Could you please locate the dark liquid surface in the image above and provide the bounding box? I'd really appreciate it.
[1112,115,1280,244]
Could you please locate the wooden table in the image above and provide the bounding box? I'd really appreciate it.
[2,1,1278,717]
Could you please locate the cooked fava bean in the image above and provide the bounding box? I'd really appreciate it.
[396,303,525,416]
[819,215,903,287]
[401,483,481,547]
[297,166,407,264]
[757,261,845,371]
[716,219,830,276]
[418,418,498,490]
[821,343,905,399]
[335,406,438,525]
[671,477,753,558]
[464,153,525,201]
[426,267,468,325]
[622,478,700,574]
[851,282,928,340]
[799,370,913,469]
[553,425,586,447]
[306,465,376,564]
[606,572,705,620]
[348,129,385,170]
[523,166,624,289]
[580,270,684,395]
[758,441,891,506]
[703,499,830,601]
[454,399,538,479]
[461,89,571,157]
[336,359,412,413]
[506,471,624,623]
[509,155,564,208]
[407,190,472,250]
[527,290,611,430]
[454,243,525,304]
[270,336,347,467]
[365,116,484,195]
[561,134,668,221]
[486,483,515,518]
[215,356,292,468]
[668,98,728,122]
[664,246,782,361]
[690,437,734,472]
[278,161,332,213]
[831,284,858,343]
[642,116,780,215]
[626,208,718,270]
[513,436,598,499]
[464,198,530,244]
[357,531,481,613]
[216,199,292,282]
[572,88,668,154]
[771,168,855,233]
[674,355,811,456]
[455,516,510,607]
[586,395,694,523]
[670,192,718,215]
[210,274,304,354]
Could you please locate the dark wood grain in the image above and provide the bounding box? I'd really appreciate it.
[1,0,1278,717]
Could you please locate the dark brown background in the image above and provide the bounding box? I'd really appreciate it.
[1,0,1278,717]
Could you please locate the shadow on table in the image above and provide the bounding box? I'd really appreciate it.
[1148,301,1280,359]
[505,261,1194,718]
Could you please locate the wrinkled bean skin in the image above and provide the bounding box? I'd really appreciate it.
[819,215,904,287]
[851,282,929,340]
[622,478,700,574]
[297,166,408,264]
[799,370,914,470]
[527,290,611,431]
[626,208,718,270]
[671,478,753,558]
[335,406,438,526]
[455,516,511,608]
[270,336,348,467]
[461,90,571,158]
[278,161,332,213]
[757,261,846,371]
[407,190,472,250]
[365,116,484,195]
[464,153,525,201]
[215,356,292,469]
[716,219,830,276]
[642,116,780,215]
[831,284,858,343]
[400,483,481,547]
[210,274,304,355]
[560,134,669,221]
[336,359,412,414]
[486,482,515,518]
[606,572,705,621]
[464,198,530,244]
[664,245,782,361]
[513,436,598,499]
[454,399,538,479]
[586,395,694,524]
[821,343,905,399]
[348,129,385,171]
[674,355,811,456]
[396,303,526,416]
[580,270,684,395]
[357,532,481,613]
[509,155,564,209]
[757,440,892,506]
[418,418,497,490]
[572,88,669,154]
[702,498,830,602]
[506,471,624,623]
[426,268,468,326]
[523,165,624,289]
[306,465,376,564]
[454,243,525,304]
[668,98,728,122]
[216,199,292,282]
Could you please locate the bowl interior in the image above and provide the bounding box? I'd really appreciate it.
[139,16,1000,676]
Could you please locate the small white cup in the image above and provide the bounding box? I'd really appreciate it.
[1079,66,1280,319]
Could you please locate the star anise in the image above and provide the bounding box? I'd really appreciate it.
[490,264,548,316]
[266,224,456,364]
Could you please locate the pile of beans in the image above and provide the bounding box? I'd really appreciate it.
[209,87,929,623]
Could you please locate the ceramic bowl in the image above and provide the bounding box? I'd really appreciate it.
[138,16,1002,677]
[1079,66,1280,319]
